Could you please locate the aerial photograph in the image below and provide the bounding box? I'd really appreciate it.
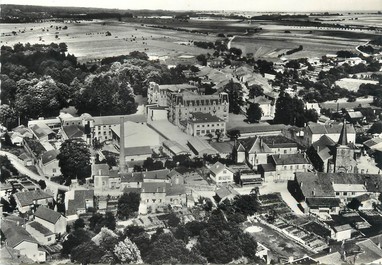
[0,0,381,264]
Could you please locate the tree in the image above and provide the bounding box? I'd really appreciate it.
[196,54,207,66]
[89,212,116,233]
[224,80,243,114]
[117,192,141,220]
[57,139,91,182]
[73,218,85,230]
[167,213,181,227]
[38,180,46,190]
[248,84,264,99]
[227,129,240,140]
[0,155,17,183]
[247,102,263,123]
[114,237,143,264]
[71,241,105,265]
[62,228,93,256]
[145,233,206,265]
[142,157,164,171]
[0,104,17,129]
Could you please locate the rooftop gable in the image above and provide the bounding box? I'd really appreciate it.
[35,206,63,224]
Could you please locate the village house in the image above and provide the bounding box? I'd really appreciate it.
[253,96,276,121]
[235,135,299,169]
[214,186,240,202]
[13,190,54,214]
[291,172,382,215]
[304,121,356,146]
[26,221,56,246]
[258,153,312,182]
[33,206,67,235]
[208,162,234,185]
[38,149,61,178]
[1,220,46,262]
[29,123,56,142]
[65,189,94,220]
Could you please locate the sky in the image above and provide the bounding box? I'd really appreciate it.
[1,0,381,12]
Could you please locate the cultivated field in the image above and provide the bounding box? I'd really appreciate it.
[1,13,380,62]
[0,20,216,62]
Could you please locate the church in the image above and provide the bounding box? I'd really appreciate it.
[307,121,359,173]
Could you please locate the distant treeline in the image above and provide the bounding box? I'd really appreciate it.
[250,14,309,20]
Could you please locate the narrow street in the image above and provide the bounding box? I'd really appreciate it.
[0,150,69,192]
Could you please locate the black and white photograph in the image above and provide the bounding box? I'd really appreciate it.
[0,0,381,264]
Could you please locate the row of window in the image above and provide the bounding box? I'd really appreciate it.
[196,123,224,128]
[282,165,308,170]
[335,191,356,196]
[196,129,225,135]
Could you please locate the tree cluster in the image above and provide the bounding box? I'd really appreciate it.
[274,92,318,127]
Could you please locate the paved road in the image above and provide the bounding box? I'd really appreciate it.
[0,150,69,192]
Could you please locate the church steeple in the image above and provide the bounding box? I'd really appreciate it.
[338,120,348,146]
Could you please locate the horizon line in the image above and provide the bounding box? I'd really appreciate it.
[1,3,381,13]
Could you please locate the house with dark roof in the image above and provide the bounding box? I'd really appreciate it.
[230,124,288,139]
[165,184,187,208]
[140,182,167,213]
[209,162,234,185]
[61,124,85,140]
[143,169,170,183]
[307,135,336,172]
[13,190,54,214]
[38,149,61,177]
[34,206,67,235]
[1,220,46,262]
[291,172,382,215]
[258,153,312,183]
[66,189,94,220]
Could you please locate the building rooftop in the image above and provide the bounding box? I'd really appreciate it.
[312,135,336,161]
[307,122,355,135]
[28,221,54,236]
[125,146,152,157]
[111,121,160,148]
[143,169,170,180]
[210,141,234,154]
[163,140,190,155]
[231,124,288,135]
[258,163,276,172]
[92,114,146,126]
[62,124,84,139]
[188,112,224,124]
[305,197,341,208]
[272,153,310,165]
[30,123,55,139]
[187,137,216,156]
[295,172,382,198]
[215,186,239,199]
[209,162,231,176]
[166,184,186,196]
[35,206,63,224]
[1,220,38,248]
[40,149,59,165]
[13,190,53,207]
[67,189,94,216]
[262,135,298,149]
[355,239,382,264]
[333,224,352,232]
[141,182,166,193]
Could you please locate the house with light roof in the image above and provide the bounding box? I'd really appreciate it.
[209,162,234,185]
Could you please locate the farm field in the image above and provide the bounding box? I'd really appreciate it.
[1,13,380,62]
[0,20,216,62]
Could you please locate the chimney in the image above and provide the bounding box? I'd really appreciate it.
[98,169,102,175]
[317,146,320,153]
[119,117,126,173]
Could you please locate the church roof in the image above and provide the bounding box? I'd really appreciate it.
[338,120,348,146]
